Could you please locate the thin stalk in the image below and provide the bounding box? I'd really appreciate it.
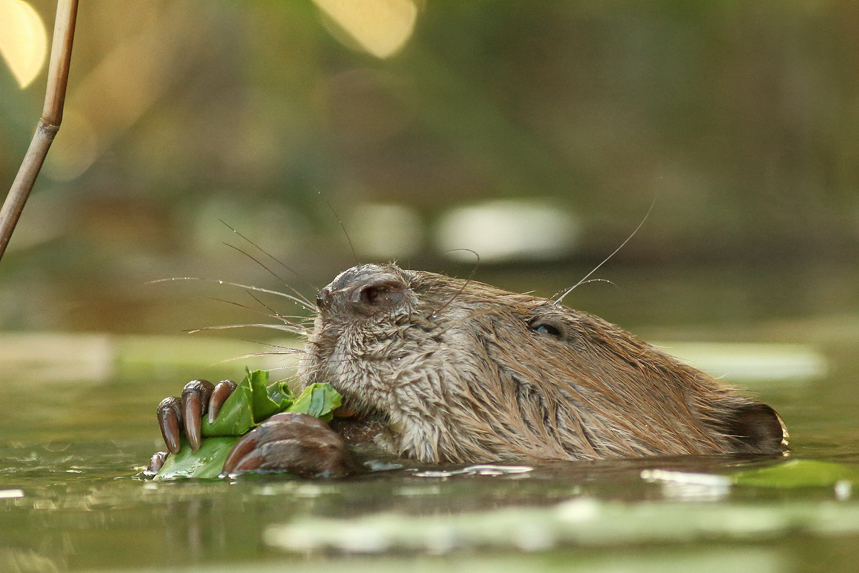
[0,0,80,262]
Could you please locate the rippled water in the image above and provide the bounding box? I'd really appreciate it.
[1,265,858,572]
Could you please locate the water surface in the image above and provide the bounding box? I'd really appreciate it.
[1,265,858,572]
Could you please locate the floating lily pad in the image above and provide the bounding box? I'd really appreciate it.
[731,459,859,488]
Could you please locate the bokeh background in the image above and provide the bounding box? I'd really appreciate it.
[1,0,858,337]
[3,5,859,571]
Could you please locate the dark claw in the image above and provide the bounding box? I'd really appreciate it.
[144,451,168,476]
[222,428,261,474]
[181,380,214,451]
[157,397,183,454]
[208,379,237,424]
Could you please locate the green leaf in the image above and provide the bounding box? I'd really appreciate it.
[267,378,294,411]
[250,369,288,421]
[154,371,342,480]
[288,383,342,422]
[154,436,241,480]
[732,460,859,488]
[200,372,255,437]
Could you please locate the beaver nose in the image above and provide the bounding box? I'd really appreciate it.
[347,280,406,313]
[316,287,332,310]
[318,279,407,315]
[318,265,408,316]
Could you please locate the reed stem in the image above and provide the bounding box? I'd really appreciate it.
[0,0,80,263]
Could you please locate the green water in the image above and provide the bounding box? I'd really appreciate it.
[1,265,858,572]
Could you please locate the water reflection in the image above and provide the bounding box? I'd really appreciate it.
[640,469,732,502]
[264,495,859,554]
[412,464,533,478]
[0,436,858,570]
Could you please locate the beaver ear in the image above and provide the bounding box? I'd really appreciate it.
[724,402,788,454]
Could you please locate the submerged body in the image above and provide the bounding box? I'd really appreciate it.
[153,263,787,476]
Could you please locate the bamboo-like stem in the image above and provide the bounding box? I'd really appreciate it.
[0,0,80,262]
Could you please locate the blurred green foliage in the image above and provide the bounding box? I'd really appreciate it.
[1,1,858,333]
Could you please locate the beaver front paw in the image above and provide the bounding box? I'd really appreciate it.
[156,379,238,454]
[222,412,355,478]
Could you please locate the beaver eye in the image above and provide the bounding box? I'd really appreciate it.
[529,319,563,339]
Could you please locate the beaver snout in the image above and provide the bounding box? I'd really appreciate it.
[315,264,409,317]
[316,287,332,310]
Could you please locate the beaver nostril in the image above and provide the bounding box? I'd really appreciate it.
[346,281,406,312]
[360,285,388,305]
[316,288,331,310]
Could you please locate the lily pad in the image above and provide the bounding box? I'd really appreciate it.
[731,459,859,488]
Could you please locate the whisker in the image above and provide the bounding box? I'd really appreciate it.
[187,323,306,335]
[205,296,309,333]
[253,339,306,352]
[571,278,620,291]
[223,243,314,305]
[317,190,359,266]
[432,249,481,317]
[204,349,305,370]
[219,220,319,296]
[147,276,315,311]
[222,242,316,309]
[146,276,199,285]
[240,290,311,330]
[554,199,655,305]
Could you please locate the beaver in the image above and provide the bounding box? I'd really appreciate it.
[149,263,788,478]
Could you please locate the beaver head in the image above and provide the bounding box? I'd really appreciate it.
[299,263,788,463]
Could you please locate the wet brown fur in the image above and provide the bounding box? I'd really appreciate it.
[300,264,788,464]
